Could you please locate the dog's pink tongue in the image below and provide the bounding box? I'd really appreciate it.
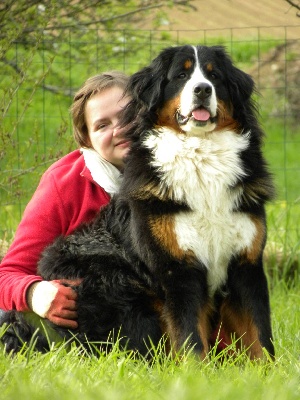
[192,108,210,121]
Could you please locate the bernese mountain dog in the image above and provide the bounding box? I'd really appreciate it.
[1,45,275,360]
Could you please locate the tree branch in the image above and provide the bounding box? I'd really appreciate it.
[19,1,194,33]
[285,0,300,16]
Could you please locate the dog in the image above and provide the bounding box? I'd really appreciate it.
[1,45,275,360]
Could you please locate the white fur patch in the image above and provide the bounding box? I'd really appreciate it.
[144,128,255,294]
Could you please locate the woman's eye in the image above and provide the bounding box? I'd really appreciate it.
[97,123,109,131]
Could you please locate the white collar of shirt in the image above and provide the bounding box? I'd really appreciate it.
[81,148,122,196]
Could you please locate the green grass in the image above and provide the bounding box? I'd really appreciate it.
[0,281,299,400]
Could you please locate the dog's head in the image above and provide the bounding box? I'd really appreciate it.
[123,45,255,138]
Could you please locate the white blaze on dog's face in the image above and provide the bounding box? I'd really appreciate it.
[178,46,218,135]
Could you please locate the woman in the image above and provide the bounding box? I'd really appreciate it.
[0,71,131,330]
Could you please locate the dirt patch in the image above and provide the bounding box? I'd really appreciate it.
[139,0,300,40]
[248,39,300,122]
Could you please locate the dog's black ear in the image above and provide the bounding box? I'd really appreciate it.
[213,46,254,103]
[129,66,166,110]
[128,49,175,110]
[228,66,254,103]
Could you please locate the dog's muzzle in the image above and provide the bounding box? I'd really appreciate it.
[176,108,216,127]
[177,82,217,127]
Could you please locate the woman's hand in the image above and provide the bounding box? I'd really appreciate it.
[27,279,82,329]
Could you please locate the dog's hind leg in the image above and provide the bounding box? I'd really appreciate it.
[121,300,164,358]
[69,259,164,357]
[0,311,55,354]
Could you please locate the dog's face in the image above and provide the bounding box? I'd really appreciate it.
[161,47,219,134]
[128,45,254,137]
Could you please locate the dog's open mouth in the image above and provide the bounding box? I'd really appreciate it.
[176,107,214,126]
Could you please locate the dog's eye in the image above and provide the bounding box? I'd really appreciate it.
[210,72,218,80]
[177,72,187,79]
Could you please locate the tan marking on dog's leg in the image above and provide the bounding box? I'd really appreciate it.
[160,306,181,356]
[150,298,172,354]
[197,303,213,360]
[160,301,212,360]
[220,300,264,359]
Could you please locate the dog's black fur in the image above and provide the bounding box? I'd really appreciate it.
[1,45,275,359]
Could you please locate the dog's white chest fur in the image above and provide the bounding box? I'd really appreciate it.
[144,128,256,294]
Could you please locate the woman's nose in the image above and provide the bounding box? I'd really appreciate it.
[113,123,125,136]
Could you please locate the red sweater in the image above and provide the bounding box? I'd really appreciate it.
[0,150,110,311]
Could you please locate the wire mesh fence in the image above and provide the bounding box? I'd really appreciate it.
[1,25,299,255]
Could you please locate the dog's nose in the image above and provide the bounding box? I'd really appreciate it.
[193,83,212,99]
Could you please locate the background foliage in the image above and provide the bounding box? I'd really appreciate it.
[0,1,299,282]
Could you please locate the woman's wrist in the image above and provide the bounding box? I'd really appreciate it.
[26,281,58,317]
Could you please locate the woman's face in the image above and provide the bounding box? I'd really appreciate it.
[85,86,131,170]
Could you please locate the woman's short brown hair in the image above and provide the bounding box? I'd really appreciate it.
[71,71,129,148]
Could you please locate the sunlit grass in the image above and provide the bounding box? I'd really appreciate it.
[1,281,300,400]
